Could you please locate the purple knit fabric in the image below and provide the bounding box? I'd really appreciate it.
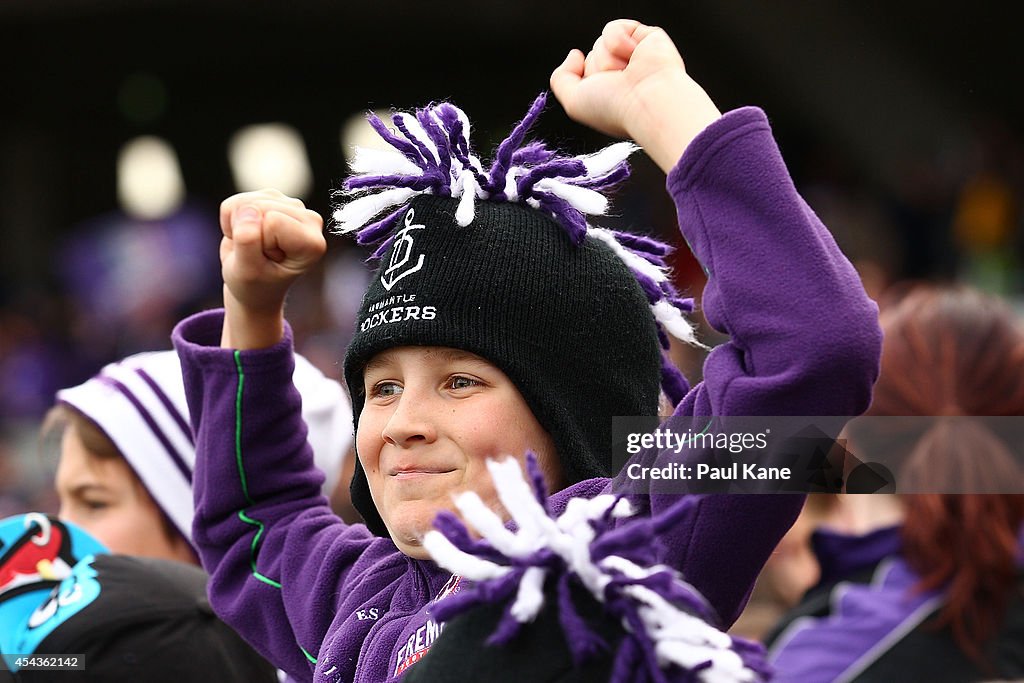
[366,114,423,166]
[511,141,556,166]
[391,115,441,177]
[354,207,405,246]
[488,92,549,197]
[612,230,673,256]
[515,159,588,199]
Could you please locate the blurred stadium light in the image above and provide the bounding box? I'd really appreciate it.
[116,136,185,220]
[228,123,313,198]
[340,110,395,166]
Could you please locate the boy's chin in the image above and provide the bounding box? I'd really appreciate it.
[383,503,448,557]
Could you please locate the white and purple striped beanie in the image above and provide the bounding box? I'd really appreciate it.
[56,350,352,548]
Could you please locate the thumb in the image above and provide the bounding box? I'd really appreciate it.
[230,205,267,264]
[549,49,585,104]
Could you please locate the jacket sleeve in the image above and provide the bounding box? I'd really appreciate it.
[173,310,398,681]
[646,107,882,626]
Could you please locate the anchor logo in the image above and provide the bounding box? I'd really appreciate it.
[381,209,426,291]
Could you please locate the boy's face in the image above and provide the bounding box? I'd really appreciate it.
[55,424,196,564]
[357,346,560,559]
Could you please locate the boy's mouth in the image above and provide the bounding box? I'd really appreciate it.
[389,466,457,479]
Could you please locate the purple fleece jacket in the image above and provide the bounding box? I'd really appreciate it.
[173,107,881,682]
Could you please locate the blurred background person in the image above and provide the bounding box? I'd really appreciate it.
[767,284,1024,682]
[0,513,278,683]
[727,493,841,641]
[46,348,357,563]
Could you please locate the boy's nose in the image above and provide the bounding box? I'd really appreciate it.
[381,394,438,446]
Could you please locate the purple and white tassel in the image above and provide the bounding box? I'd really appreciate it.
[422,455,770,683]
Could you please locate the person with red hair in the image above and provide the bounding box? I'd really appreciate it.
[768,285,1024,682]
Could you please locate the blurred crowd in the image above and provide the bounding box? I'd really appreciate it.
[0,202,372,515]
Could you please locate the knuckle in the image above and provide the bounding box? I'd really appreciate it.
[234,232,260,248]
[259,188,303,205]
[305,209,324,228]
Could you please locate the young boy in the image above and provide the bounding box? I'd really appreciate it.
[173,19,880,682]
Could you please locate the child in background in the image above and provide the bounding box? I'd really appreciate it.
[173,19,880,682]
[47,349,354,561]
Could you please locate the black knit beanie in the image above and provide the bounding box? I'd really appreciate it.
[344,195,661,535]
[336,94,696,537]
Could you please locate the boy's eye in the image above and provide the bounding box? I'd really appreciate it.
[447,376,479,390]
[371,382,403,398]
[81,500,109,513]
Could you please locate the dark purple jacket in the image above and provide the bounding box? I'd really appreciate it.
[769,527,1024,682]
[173,107,881,682]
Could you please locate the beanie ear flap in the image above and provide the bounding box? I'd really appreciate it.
[349,455,389,537]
